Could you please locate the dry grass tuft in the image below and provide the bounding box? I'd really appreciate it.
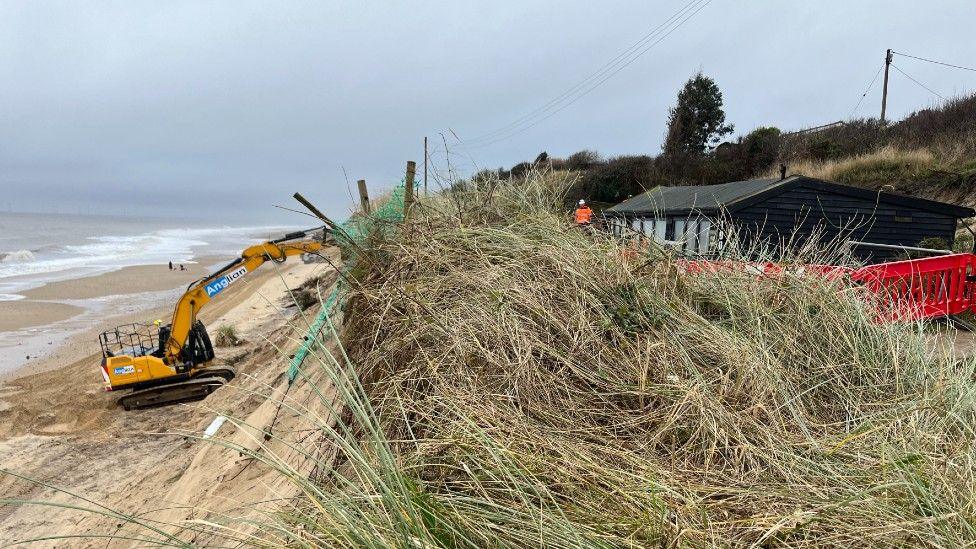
[214,324,243,347]
[773,146,936,182]
[312,167,976,547]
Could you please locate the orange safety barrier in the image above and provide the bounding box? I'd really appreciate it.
[850,253,976,321]
[675,253,976,322]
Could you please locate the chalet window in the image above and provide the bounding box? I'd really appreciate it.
[694,217,712,254]
[655,218,666,242]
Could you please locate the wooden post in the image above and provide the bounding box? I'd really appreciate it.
[293,192,341,235]
[404,160,416,218]
[881,48,892,124]
[357,179,370,214]
[423,136,428,196]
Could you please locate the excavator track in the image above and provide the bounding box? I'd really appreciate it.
[117,367,236,411]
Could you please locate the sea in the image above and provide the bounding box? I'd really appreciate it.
[0,211,302,374]
[0,212,299,300]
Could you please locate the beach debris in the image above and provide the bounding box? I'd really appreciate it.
[202,415,227,439]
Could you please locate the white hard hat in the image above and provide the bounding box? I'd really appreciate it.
[578,199,586,205]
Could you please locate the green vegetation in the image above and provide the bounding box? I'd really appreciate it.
[498,93,976,212]
[213,324,242,347]
[662,71,734,157]
[319,169,976,546]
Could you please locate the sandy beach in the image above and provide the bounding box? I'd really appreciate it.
[0,260,216,377]
[0,262,210,334]
[20,263,210,301]
[0,301,84,331]
[0,250,339,546]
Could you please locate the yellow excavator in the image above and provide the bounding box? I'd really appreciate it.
[98,228,325,410]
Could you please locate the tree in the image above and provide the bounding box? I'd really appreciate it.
[741,126,782,174]
[662,72,734,158]
[565,150,602,171]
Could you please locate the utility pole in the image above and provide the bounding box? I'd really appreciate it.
[881,48,893,124]
[423,136,428,196]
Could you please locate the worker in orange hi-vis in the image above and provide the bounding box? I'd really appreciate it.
[574,199,593,226]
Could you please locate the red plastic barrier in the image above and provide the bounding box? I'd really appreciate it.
[850,253,976,321]
[676,254,976,322]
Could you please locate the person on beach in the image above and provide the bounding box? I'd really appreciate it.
[169,261,173,270]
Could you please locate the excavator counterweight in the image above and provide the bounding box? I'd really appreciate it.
[97,228,325,410]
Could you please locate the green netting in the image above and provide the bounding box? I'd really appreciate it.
[333,181,407,247]
[287,180,407,382]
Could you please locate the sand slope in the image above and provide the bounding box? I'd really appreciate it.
[0,250,341,546]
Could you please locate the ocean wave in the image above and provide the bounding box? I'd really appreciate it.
[0,224,301,282]
[0,249,35,263]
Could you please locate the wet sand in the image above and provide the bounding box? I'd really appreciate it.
[0,301,84,331]
[0,260,218,375]
[20,263,210,301]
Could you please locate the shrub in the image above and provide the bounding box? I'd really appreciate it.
[290,270,340,311]
[569,154,661,205]
[891,94,976,148]
[564,149,602,171]
[213,324,242,347]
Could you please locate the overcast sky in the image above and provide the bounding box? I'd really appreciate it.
[2,1,975,222]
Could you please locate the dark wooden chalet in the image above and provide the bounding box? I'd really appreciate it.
[603,175,974,262]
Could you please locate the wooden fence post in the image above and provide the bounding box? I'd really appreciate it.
[357,179,370,214]
[404,160,416,218]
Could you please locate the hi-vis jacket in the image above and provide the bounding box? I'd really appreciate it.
[574,206,593,225]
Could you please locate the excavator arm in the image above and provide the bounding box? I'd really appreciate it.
[163,230,324,365]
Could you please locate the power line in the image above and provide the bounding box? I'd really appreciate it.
[892,50,976,73]
[458,0,708,145]
[849,63,884,118]
[457,0,713,149]
[891,63,946,101]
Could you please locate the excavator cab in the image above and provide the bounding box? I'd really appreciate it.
[98,322,160,359]
[154,322,216,368]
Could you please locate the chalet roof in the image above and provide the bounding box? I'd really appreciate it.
[604,175,975,218]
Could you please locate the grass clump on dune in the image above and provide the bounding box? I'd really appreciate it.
[782,146,936,185]
[214,324,243,346]
[286,168,976,547]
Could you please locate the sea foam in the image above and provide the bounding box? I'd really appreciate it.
[0,250,36,263]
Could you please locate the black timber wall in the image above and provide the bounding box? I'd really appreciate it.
[731,182,958,262]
